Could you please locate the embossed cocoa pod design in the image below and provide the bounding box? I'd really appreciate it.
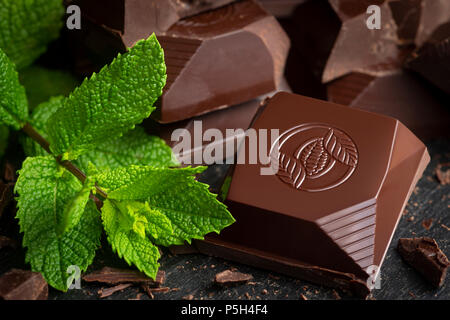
[323,129,358,167]
[276,152,306,189]
[299,138,329,176]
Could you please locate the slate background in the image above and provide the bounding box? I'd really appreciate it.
[1,139,448,300]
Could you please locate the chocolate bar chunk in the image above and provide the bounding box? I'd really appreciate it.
[327,71,450,140]
[71,0,237,35]
[398,238,449,288]
[197,92,429,295]
[406,23,450,95]
[145,79,291,166]
[287,0,404,84]
[77,0,290,123]
[257,0,306,18]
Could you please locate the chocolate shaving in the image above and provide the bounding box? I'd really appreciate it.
[83,267,165,286]
[98,283,132,298]
[398,237,450,288]
[214,269,253,286]
[0,269,48,300]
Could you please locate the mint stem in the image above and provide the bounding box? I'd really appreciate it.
[21,123,108,199]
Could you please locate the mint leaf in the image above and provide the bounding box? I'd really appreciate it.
[76,127,178,172]
[101,199,161,279]
[23,98,176,170]
[97,165,205,200]
[15,156,102,291]
[46,34,167,160]
[19,66,79,110]
[0,48,28,129]
[97,165,235,246]
[0,0,63,69]
[59,177,95,236]
[114,200,173,240]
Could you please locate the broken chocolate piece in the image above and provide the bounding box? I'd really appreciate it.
[414,0,450,47]
[0,269,48,300]
[77,0,290,123]
[71,0,237,35]
[397,238,450,288]
[327,71,450,140]
[421,218,433,230]
[196,92,429,296]
[214,269,253,286]
[83,267,165,286]
[406,23,450,95]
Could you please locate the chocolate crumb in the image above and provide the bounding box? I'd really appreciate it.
[409,291,416,298]
[441,224,450,231]
[299,294,308,300]
[245,292,251,299]
[261,289,268,295]
[421,218,433,230]
[407,216,415,222]
[332,290,341,300]
[183,294,194,300]
[436,163,450,185]
[141,284,154,299]
[215,269,253,286]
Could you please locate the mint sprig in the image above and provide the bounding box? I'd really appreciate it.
[0,34,235,291]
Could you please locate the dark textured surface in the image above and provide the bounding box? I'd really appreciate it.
[0,139,448,300]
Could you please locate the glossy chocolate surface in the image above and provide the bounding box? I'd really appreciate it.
[203,92,429,287]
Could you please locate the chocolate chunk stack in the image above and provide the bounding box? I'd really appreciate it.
[67,0,448,297]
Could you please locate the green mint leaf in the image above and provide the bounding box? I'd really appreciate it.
[0,125,9,158]
[101,199,161,279]
[23,98,176,170]
[96,165,205,200]
[0,48,28,129]
[76,127,178,172]
[46,34,167,160]
[19,66,79,110]
[0,0,63,69]
[97,165,235,246]
[15,156,102,291]
[114,200,173,240]
[59,177,95,236]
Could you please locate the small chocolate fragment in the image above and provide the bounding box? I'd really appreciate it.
[98,283,132,298]
[197,92,429,296]
[257,0,306,18]
[78,0,290,123]
[83,267,165,286]
[397,238,450,288]
[214,269,253,286]
[435,163,450,185]
[327,71,450,140]
[71,0,237,35]
[406,23,450,95]
[0,269,48,300]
